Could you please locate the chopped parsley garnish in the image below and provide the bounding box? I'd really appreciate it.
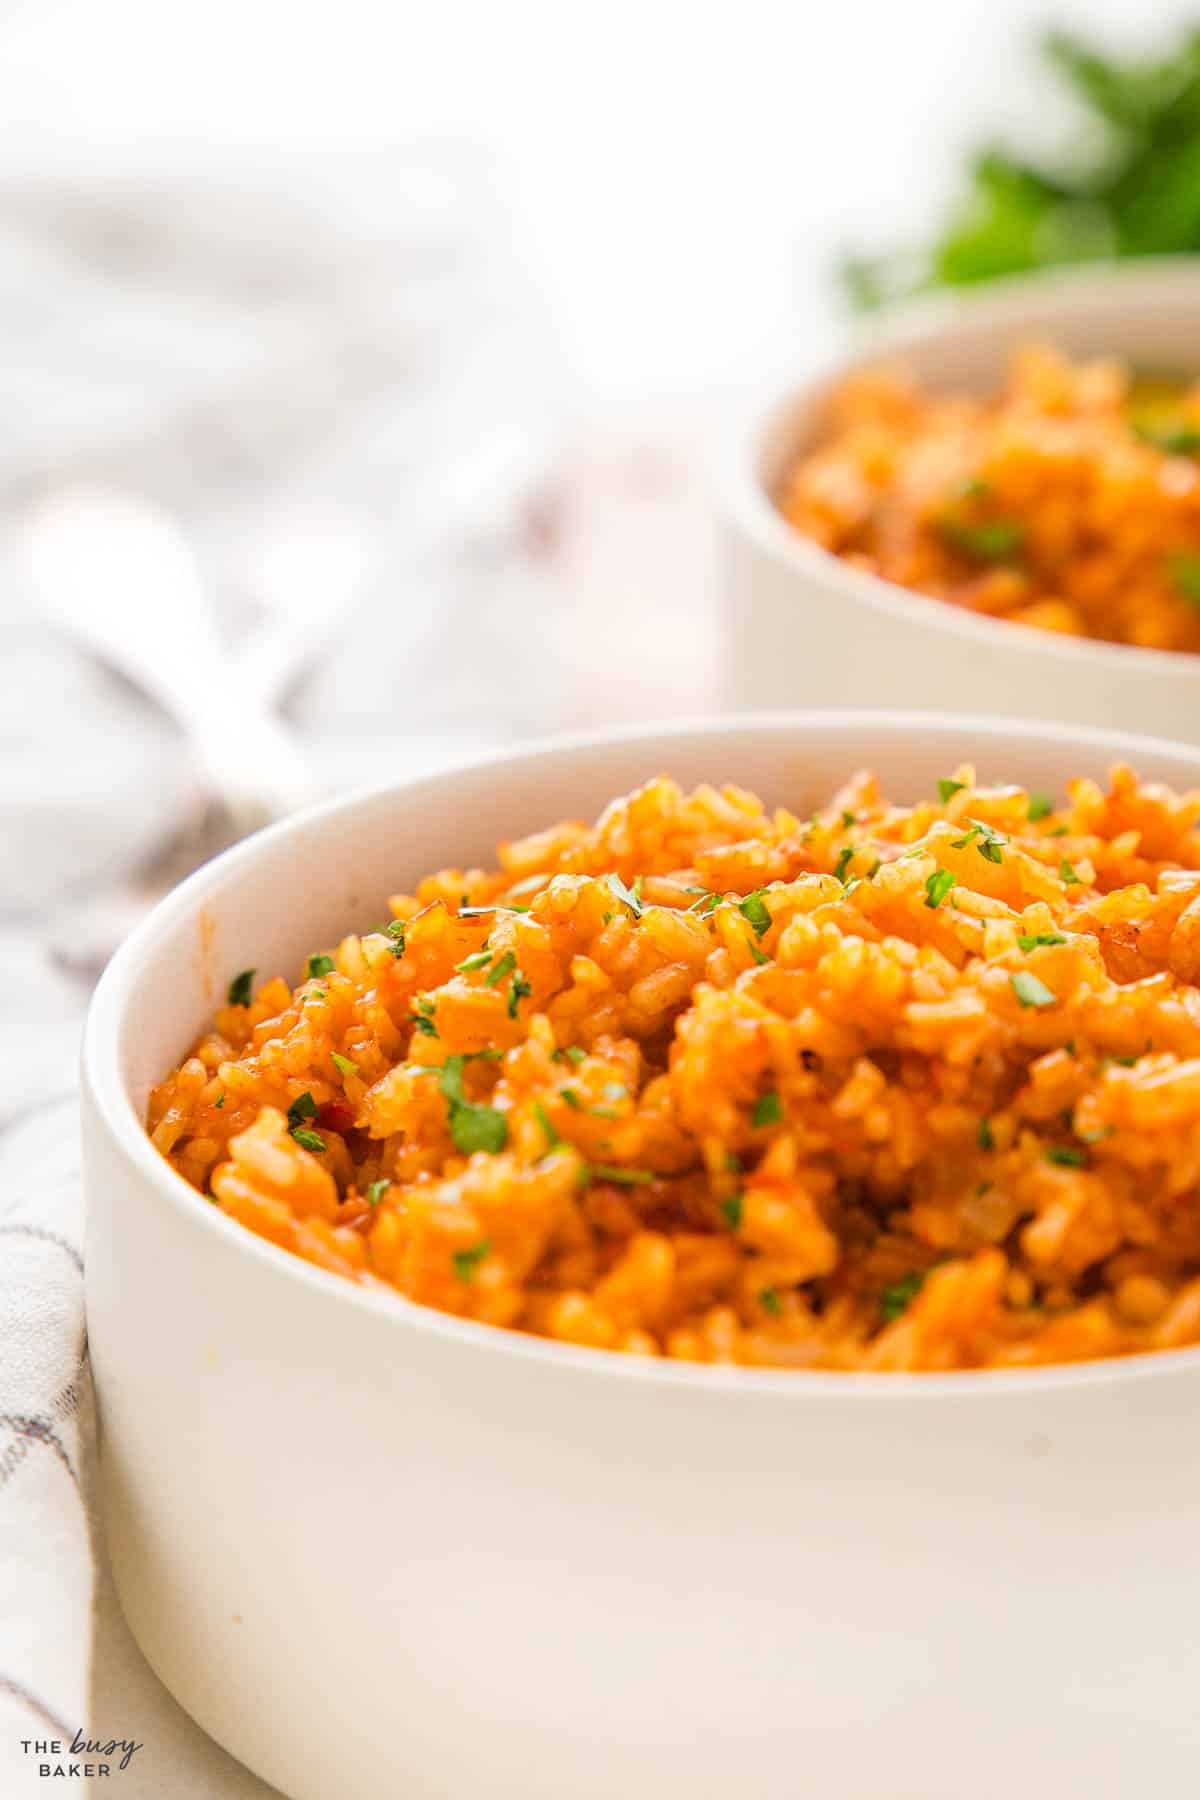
[1058,859,1081,885]
[508,973,532,1019]
[1027,792,1055,822]
[1010,970,1057,1008]
[752,1090,782,1128]
[977,1117,994,1150]
[938,778,966,804]
[456,949,494,973]
[291,1127,326,1154]
[840,810,856,828]
[286,1091,318,1129]
[1169,552,1200,611]
[452,1240,491,1281]
[561,1046,587,1066]
[879,1270,925,1322]
[1045,1144,1086,1168]
[749,943,771,965]
[385,921,406,959]
[1047,824,1070,838]
[366,1178,390,1205]
[483,951,517,987]
[738,890,772,938]
[306,953,335,979]
[924,868,957,910]
[687,890,721,917]
[438,1055,508,1155]
[227,968,255,1007]
[720,1193,743,1229]
[586,1164,654,1186]
[832,846,854,884]
[214,1090,225,1109]
[410,996,439,1037]
[1017,932,1066,952]
[606,873,644,917]
[286,1095,326,1153]
[331,1052,358,1078]
[952,819,1007,864]
[1110,1053,1140,1067]
[758,1286,783,1316]
[940,517,1025,563]
[560,1088,583,1109]
[532,1099,560,1147]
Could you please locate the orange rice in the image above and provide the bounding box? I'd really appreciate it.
[149,764,1200,1372]
[778,344,1200,653]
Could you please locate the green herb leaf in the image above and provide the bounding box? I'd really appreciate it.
[738,890,773,938]
[941,518,1025,563]
[687,890,721,917]
[483,951,517,988]
[564,1045,587,1065]
[832,846,854,884]
[752,1090,782,1128]
[1045,1144,1087,1167]
[456,949,494,973]
[452,1240,491,1280]
[952,820,1007,863]
[560,1087,583,1110]
[977,1117,994,1150]
[291,1126,327,1154]
[1026,792,1055,822]
[533,1099,560,1147]
[286,1091,319,1130]
[880,1270,925,1322]
[1017,932,1067,952]
[306,953,335,979]
[1058,859,1081,885]
[924,868,957,910]
[227,968,255,1007]
[938,778,966,804]
[586,1164,654,1187]
[214,1090,225,1109]
[720,1193,743,1229]
[437,1054,507,1154]
[384,920,407,959]
[1011,970,1057,1008]
[758,1286,783,1317]
[366,1178,390,1205]
[449,1102,508,1155]
[331,1052,358,1078]
[606,873,644,917]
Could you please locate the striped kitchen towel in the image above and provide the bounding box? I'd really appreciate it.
[0,1098,93,1793]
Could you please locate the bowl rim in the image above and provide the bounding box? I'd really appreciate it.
[83,706,1200,1402]
[721,256,1200,681]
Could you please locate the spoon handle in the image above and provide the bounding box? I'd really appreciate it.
[21,486,311,833]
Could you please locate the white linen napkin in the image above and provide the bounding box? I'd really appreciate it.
[0,1098,94,1796]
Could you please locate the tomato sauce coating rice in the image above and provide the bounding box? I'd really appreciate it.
[777,344,1200,652]
[148,764,1200,1372]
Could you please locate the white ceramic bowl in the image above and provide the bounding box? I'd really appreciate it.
[83,711,1200,1800]
[723,262,1200,738]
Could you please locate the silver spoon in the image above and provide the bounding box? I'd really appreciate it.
[22,486,372,976]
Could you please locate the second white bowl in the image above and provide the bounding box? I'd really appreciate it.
[722,261,1200,738]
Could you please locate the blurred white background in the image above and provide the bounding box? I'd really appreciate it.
[0,1,1185,1787]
